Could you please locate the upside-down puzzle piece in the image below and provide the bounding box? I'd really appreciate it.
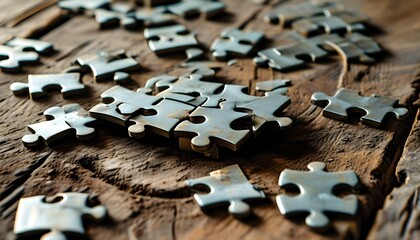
[210,28,264,60]
[277,162,359,231]
[22,104,97,147]
[75,49,140,82]
[10,73,85,99]
[14,192,107,240]
[58,0,110,13]
[185,164,265,218]
[167,0,226,19]
[311,88,408,127]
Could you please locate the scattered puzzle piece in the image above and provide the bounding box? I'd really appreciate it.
[131,7,176,27]
[0,45,39,72]
[6,38,54,55]
[311,88,408,127]
[22,104,97,147]
[167,0,226,19]
[14,192,107,240]
[10,73,85,99]
[255,79,291,94]
[185,164,265,218]
[94,8,137,29]
[210,28,264,60]
[277,162,359,231]
[58,0,110,13]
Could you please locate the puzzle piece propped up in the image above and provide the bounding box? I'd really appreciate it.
[277,162,359,231]
[185,164,265,218]
[14,192,107,240]
[23,104,97,147]
[311,88,408,127]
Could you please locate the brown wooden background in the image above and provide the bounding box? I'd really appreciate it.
[0,0,419,239]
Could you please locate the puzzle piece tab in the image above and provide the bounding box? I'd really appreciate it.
[14,192,106,240]
[10,73,85,99]
[311,88,408,127]
[210,28,264,60]
[167,0,225,19]
[22,104,97,147]
[185,164,265,218]
[277,162,358,230]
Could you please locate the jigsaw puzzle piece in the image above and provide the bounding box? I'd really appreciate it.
[0,45,39,72]
[75,50,140,82]
[185,164,265,218]
[210,28,264,60]
[10,73,85,99]
[128,99,194,138]
[132,7,176,27]
[6,38,54,54]
[180,61,225,79]
[22,104,96,147]
[144,24,199,55]
[167,0,225,19]
[277,162,359,230]
[311,88,408,127]
[255,79,291,94]
[94,8,138,29]
[175,101,252,153]
[58,0,110,13]
[14,192,106,240]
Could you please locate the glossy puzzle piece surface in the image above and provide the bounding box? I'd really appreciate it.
[132,7,176,27]
[311,88,408,127]
[255,79,291,93]
[185,164,265,218]
[167,0,225,19]
[58,0,110,13]
[6,38,54,54]
[14,192,106,240]
[94,8,137,29]
[277,162,359,231]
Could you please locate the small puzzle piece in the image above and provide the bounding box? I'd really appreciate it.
[0,45,39,72]
[175,101,252,153]
[144,24,199,55]
[131,6,176,27]
[277,162,358,230]
[58,0,110,13]
[14,192,106,240]
[264,1,343,26]
[255,79,291,94]
[167,0,226,19]
[210,28,264,60]
[94,8,137,29]
[6,38,54,55]
[180,61,225,79]
[128,98,194,138]
[75,49,140,82]
[311,88,408,127]
[10,73,85,99]
[22,104,97,147]
[185,164,265,218]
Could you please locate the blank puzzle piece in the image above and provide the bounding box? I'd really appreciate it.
[23,104,97,147]
[10,73,85,99]
[255,79,291,94]
[131,7,176,27]
[58,0,110,13]
[94,8,137,29]
[75,49,140,82]
[185,164,265,218]
[167,0,225,19]
[277,162,359,230]
[211,28,264,60]
[144,24,199,55]
[14,192,107,240]
[311,88,408,127]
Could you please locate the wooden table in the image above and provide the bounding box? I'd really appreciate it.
[0,0,419,239]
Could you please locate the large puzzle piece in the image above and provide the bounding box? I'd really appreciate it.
[144,24,199,55]
[58,0,110,13]
[175,101,252,153]
[14,192,107,240]
[167,0,226,19]
[210,28,264,60]
[311,88,408,127]
[277,162,359,230]
[264,1,343,26]
[75,49,140,82]
[185,164,265,218]
[22,104,97,147]
[10,73,85,99]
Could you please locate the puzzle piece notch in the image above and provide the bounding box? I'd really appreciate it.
[14,192,106,240]
[185,164,265,218]
[58,0,110,13]
[277,162,359,230]
[22,104,96,147]
[167,0,226,19]
[10,73,85,99]
[311,88,408,127]
[210,28,265,60]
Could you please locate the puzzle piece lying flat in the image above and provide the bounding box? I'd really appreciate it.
[175,101,252,153]
[144,24,199,55]
[255,79,291,93]
[211,28,264,60]
[10,73,85,99]
[75,49,140,82]
[277,162,358,231]
[6,38,54,55]
[131,7,176,27]
[58,0,110,13]
[0,45,39,72]
[94,8,137,29]
[185,164,265,218]
[167,0,226,19]
[22,104,97,147]
[311,88,408,127]
[264,1,343,26]
[180,61,225,79]
[14,192,106,240]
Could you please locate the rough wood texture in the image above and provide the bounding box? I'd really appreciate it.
[0,0,419,239]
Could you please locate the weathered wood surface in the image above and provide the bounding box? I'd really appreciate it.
[0,0,419,239]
